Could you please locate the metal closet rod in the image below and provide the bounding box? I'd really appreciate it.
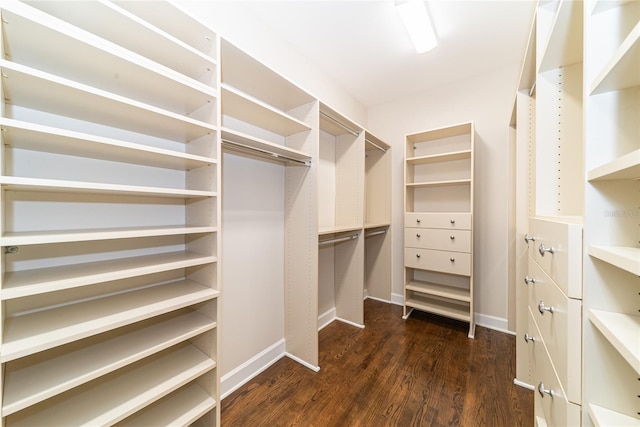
[320,111,360,137]
[318,233,359,246]
[222,139,311,166]
[365,229,387,238]
[365,138,388,153]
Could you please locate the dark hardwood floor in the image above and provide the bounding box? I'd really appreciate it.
[222,299,533,427]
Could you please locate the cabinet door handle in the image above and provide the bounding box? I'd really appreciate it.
[524,333,536,343]
[524,234,536,244]
[416,233,421,238]
[538,243,555,257]
[538,301,554,315]
[450,219,455,224]
[538,382,554,398]
[450,235,455,240]
[524,275,536,285]
[416,254,421,258]
[450,257,455,262]
[416,219,421,224]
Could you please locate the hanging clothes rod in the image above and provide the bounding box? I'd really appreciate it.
[365,138,388,153]
[320,111,360,137]
[222,139,311,166]
[318,233,359,246]
[365,229,387,238]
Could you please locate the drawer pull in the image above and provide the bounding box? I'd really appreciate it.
[416,254,421,258]
[450,235,455,240]
[450,219,455,224]
[524,234,536,244]
[538,301,554,315]
[416,233,421,238]
[524,333,536,343]
[538,243,555,257]
[450,257,455,262]
[416,219,421,224]
[524,276,536,285]
[538,382,554,398]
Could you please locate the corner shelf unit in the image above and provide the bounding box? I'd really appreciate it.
[403,122,475,338]
[583,0,640,425]
[0,1,220,425]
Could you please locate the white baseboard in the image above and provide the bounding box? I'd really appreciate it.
[364,295,392,304]
[285,352,320,372]
[220,339,285,400]
[335,317,365,329]
[513,378,534,390]
[474,313,513,334]
[390,292,404,306]
[318,307,336,331]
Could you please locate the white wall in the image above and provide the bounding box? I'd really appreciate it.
[367,63,521,332]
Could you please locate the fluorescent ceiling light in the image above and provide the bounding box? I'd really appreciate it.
[395,0,437,54]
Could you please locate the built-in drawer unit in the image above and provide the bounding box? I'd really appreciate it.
[529,308,582,427]
[526,217,582,299]
[405,213,472,230]
[526,258,582,404]
[404,248,471,276]
[404,228,471,253]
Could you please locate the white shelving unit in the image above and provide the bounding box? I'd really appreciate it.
[403,122,475,338]
[583,0,640,425]
[1,1,220,425]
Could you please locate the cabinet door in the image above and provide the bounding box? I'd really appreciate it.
[405,212,472,230]
[404,248,471,276]
[404,228,471,252]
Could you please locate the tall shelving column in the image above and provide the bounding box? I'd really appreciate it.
[583,1,639,425]
[219,39,319,370]
[0,1,220,425]
[364,131,392,302]
[318,104,365,328]
[403,122,475,338]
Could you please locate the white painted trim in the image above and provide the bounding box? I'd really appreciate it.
[220,339,286,400]
[390,292,404,306]
[318,307,336,331]
[364,295,392,304]
[335,317,365,329]
[513,378,534,390]
[285,352,320,372]
[475,313,514,335]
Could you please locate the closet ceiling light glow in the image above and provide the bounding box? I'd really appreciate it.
[395,0,437,54]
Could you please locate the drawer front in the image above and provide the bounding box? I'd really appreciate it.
[404,248,471,276]
[530,310,581,427]
[527,258,582,404]
[404,228,471,253]
[527,217,582,299]
[405,213,472,230]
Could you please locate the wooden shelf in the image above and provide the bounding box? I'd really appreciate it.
[406,122,472,144]
[221,39,313,112]
[1,226,217,246]
[364,222,391,230]
[406,280,471,303]
[116,382,216,427]
[21,0,217,83]
[221,84,311,137]
[2,251,217,300]
[405,294,471,322]
[0,119,216,170]
[221,127,311,163]
[590,21,640,95]
[589,245,640,276]
[318,225,362,236]
[1,280,218,363]
[588,403,639,427]
[0,176,216,199]
[587,149,640,181]
[1,60,215,143]
[3,311,215,415]
[6,344,215,427]
[406,150,472,165]
[538,0,583,72]
[406,179,471,188]
[589,309,640,375]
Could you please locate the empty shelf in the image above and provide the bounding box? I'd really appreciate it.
[3,251,217,299]
[405,294,471,322]
[589,309,640,375]
[3,311,215,415]
[221,127,311,163]
[1,280,218,362]
[589,245,640,276]
[6,344,215,427]
[406,280,471,303]
[318,224,362,236]
[587,149,640,181]
[406,179,471,188]
[538,0,583,72]
[406,150,472,165]
[588,403,639,427]
[590,21,640,95]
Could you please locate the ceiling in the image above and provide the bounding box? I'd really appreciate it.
[240,1,537,108]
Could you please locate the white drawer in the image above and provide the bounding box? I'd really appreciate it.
[404,228,471,253]
[404,248,471,276]
[405,212,471,230]
[529,308,582,427]
[527,258,582,405]
[527,217,582,299]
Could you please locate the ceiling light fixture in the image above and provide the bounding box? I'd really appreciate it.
[395,0,437,54]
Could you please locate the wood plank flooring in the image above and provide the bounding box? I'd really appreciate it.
[222,299,533,427]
